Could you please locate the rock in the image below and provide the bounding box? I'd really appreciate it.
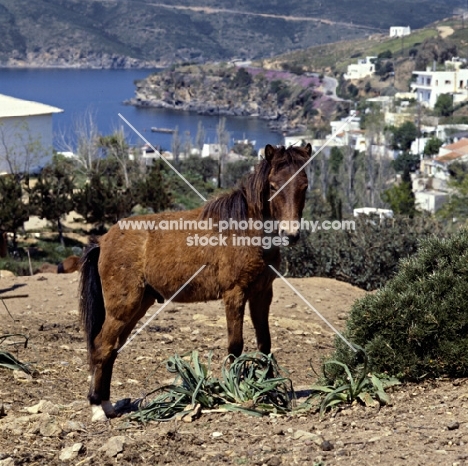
[0,270,15,278]
[267,457,282,466]
[291,430,323,445]
[26,400,60,415]
[39,415,62,437]
[13,370,33,382]
[100,436,126,457]
[63,420,86,432]
[0,458,15,466]
[59,443,83,461]
[211,432,223,438]
[447,421,460,431]
[321,440,334,451]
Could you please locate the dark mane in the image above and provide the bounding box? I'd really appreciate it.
[200,145,309,222]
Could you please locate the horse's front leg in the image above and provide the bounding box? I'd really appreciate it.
[248,285,273,354]
[223,288,247,357]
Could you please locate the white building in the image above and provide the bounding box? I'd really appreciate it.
[344,56,377,80]
[389,26,411,37]
[411,59,468,108]
[0,94,63,174]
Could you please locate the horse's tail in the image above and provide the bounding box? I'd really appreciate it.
[79,239,105,352]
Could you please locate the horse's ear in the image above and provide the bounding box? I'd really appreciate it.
[264,144,276,163]
[304,143,312,158]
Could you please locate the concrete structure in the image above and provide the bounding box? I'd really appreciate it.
[389,26,411,37]
[414,190,448,213]
[0,94,63,174]
[411,59,468,108]
[344,56,377,80]
[353,207,394,219]
[201,143,228,159]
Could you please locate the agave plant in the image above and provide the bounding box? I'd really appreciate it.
[309,352,400,415]
[0,334,32,374]
[128,351,294,423]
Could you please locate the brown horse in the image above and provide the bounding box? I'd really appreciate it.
[35,255,81,274]
[79,144,311,421]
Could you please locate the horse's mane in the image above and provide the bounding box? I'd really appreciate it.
[200,145,309,222]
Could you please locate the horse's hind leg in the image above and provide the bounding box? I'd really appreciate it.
[223,287,247,357]
[248,285,273,355]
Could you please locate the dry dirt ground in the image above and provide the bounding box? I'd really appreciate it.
[1,274,468,465]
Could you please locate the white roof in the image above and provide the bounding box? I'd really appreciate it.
[0,94,63,118]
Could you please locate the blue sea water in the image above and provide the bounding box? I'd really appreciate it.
[0,68,282,152]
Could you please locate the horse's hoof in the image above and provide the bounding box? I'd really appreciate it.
[91,405,108,422]
[102,400,118,418]
[91,401,117,422]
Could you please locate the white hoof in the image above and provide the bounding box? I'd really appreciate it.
[91,405,108,422]
[91,401,117,422]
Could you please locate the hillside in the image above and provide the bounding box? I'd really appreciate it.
[0,0,464,68]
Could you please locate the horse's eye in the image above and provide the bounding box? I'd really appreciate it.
[270,184,277,192]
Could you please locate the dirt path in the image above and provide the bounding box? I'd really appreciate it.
[437,26,455,38]
[148,3,383,32]
[1,274,468,465]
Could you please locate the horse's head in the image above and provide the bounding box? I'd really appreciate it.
[264,144,311,244]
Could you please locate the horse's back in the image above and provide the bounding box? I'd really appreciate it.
[98,210,278,303]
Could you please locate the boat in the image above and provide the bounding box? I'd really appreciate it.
[151,127,175,134]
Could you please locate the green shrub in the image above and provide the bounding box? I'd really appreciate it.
[281,216,448,291]
[329,229,468,381]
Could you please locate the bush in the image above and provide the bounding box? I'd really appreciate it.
[329,228,468,381]
[281,216,448,291]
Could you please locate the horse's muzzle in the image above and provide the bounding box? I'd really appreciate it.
[279,229,300,245]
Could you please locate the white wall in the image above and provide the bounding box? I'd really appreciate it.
[0,114,54,174]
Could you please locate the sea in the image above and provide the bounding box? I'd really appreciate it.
[0,68,282,153]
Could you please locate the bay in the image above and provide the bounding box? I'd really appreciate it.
[0,68,282,152]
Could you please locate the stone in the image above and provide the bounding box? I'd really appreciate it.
[100,436,126,457]
[26,400,59,415]
[321,440,334,451]
[291,430,323,445]
[59,443,83,461]
[0,458,15,466]
[39,416,62,437]
[447,421,460,431]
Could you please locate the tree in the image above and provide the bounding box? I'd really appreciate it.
[29,156,75,246]
[392,151,420,173]
[98,130,136,189]
[224,159,256,188]
[434,93,454,117]
[73,158,136,230]
[0,121,45,177]
[135,161,171,213]
[390,121,418,151]
[382,169,416,217]
[0,175,29,250]
[195,121,206,154]
[216,117,230,189]
[423,137,444,156]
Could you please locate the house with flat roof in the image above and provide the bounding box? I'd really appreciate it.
[411,59,468,108]
[344,56,377,80]
[0,94,63,174]
[389,26,411,37]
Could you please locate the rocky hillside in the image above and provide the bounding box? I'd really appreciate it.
[128,64,344,134]
[0,0,464,68]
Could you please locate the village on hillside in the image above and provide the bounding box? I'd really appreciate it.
[2,23,468,251]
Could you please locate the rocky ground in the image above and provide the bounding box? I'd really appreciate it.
[1,274,468,465]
